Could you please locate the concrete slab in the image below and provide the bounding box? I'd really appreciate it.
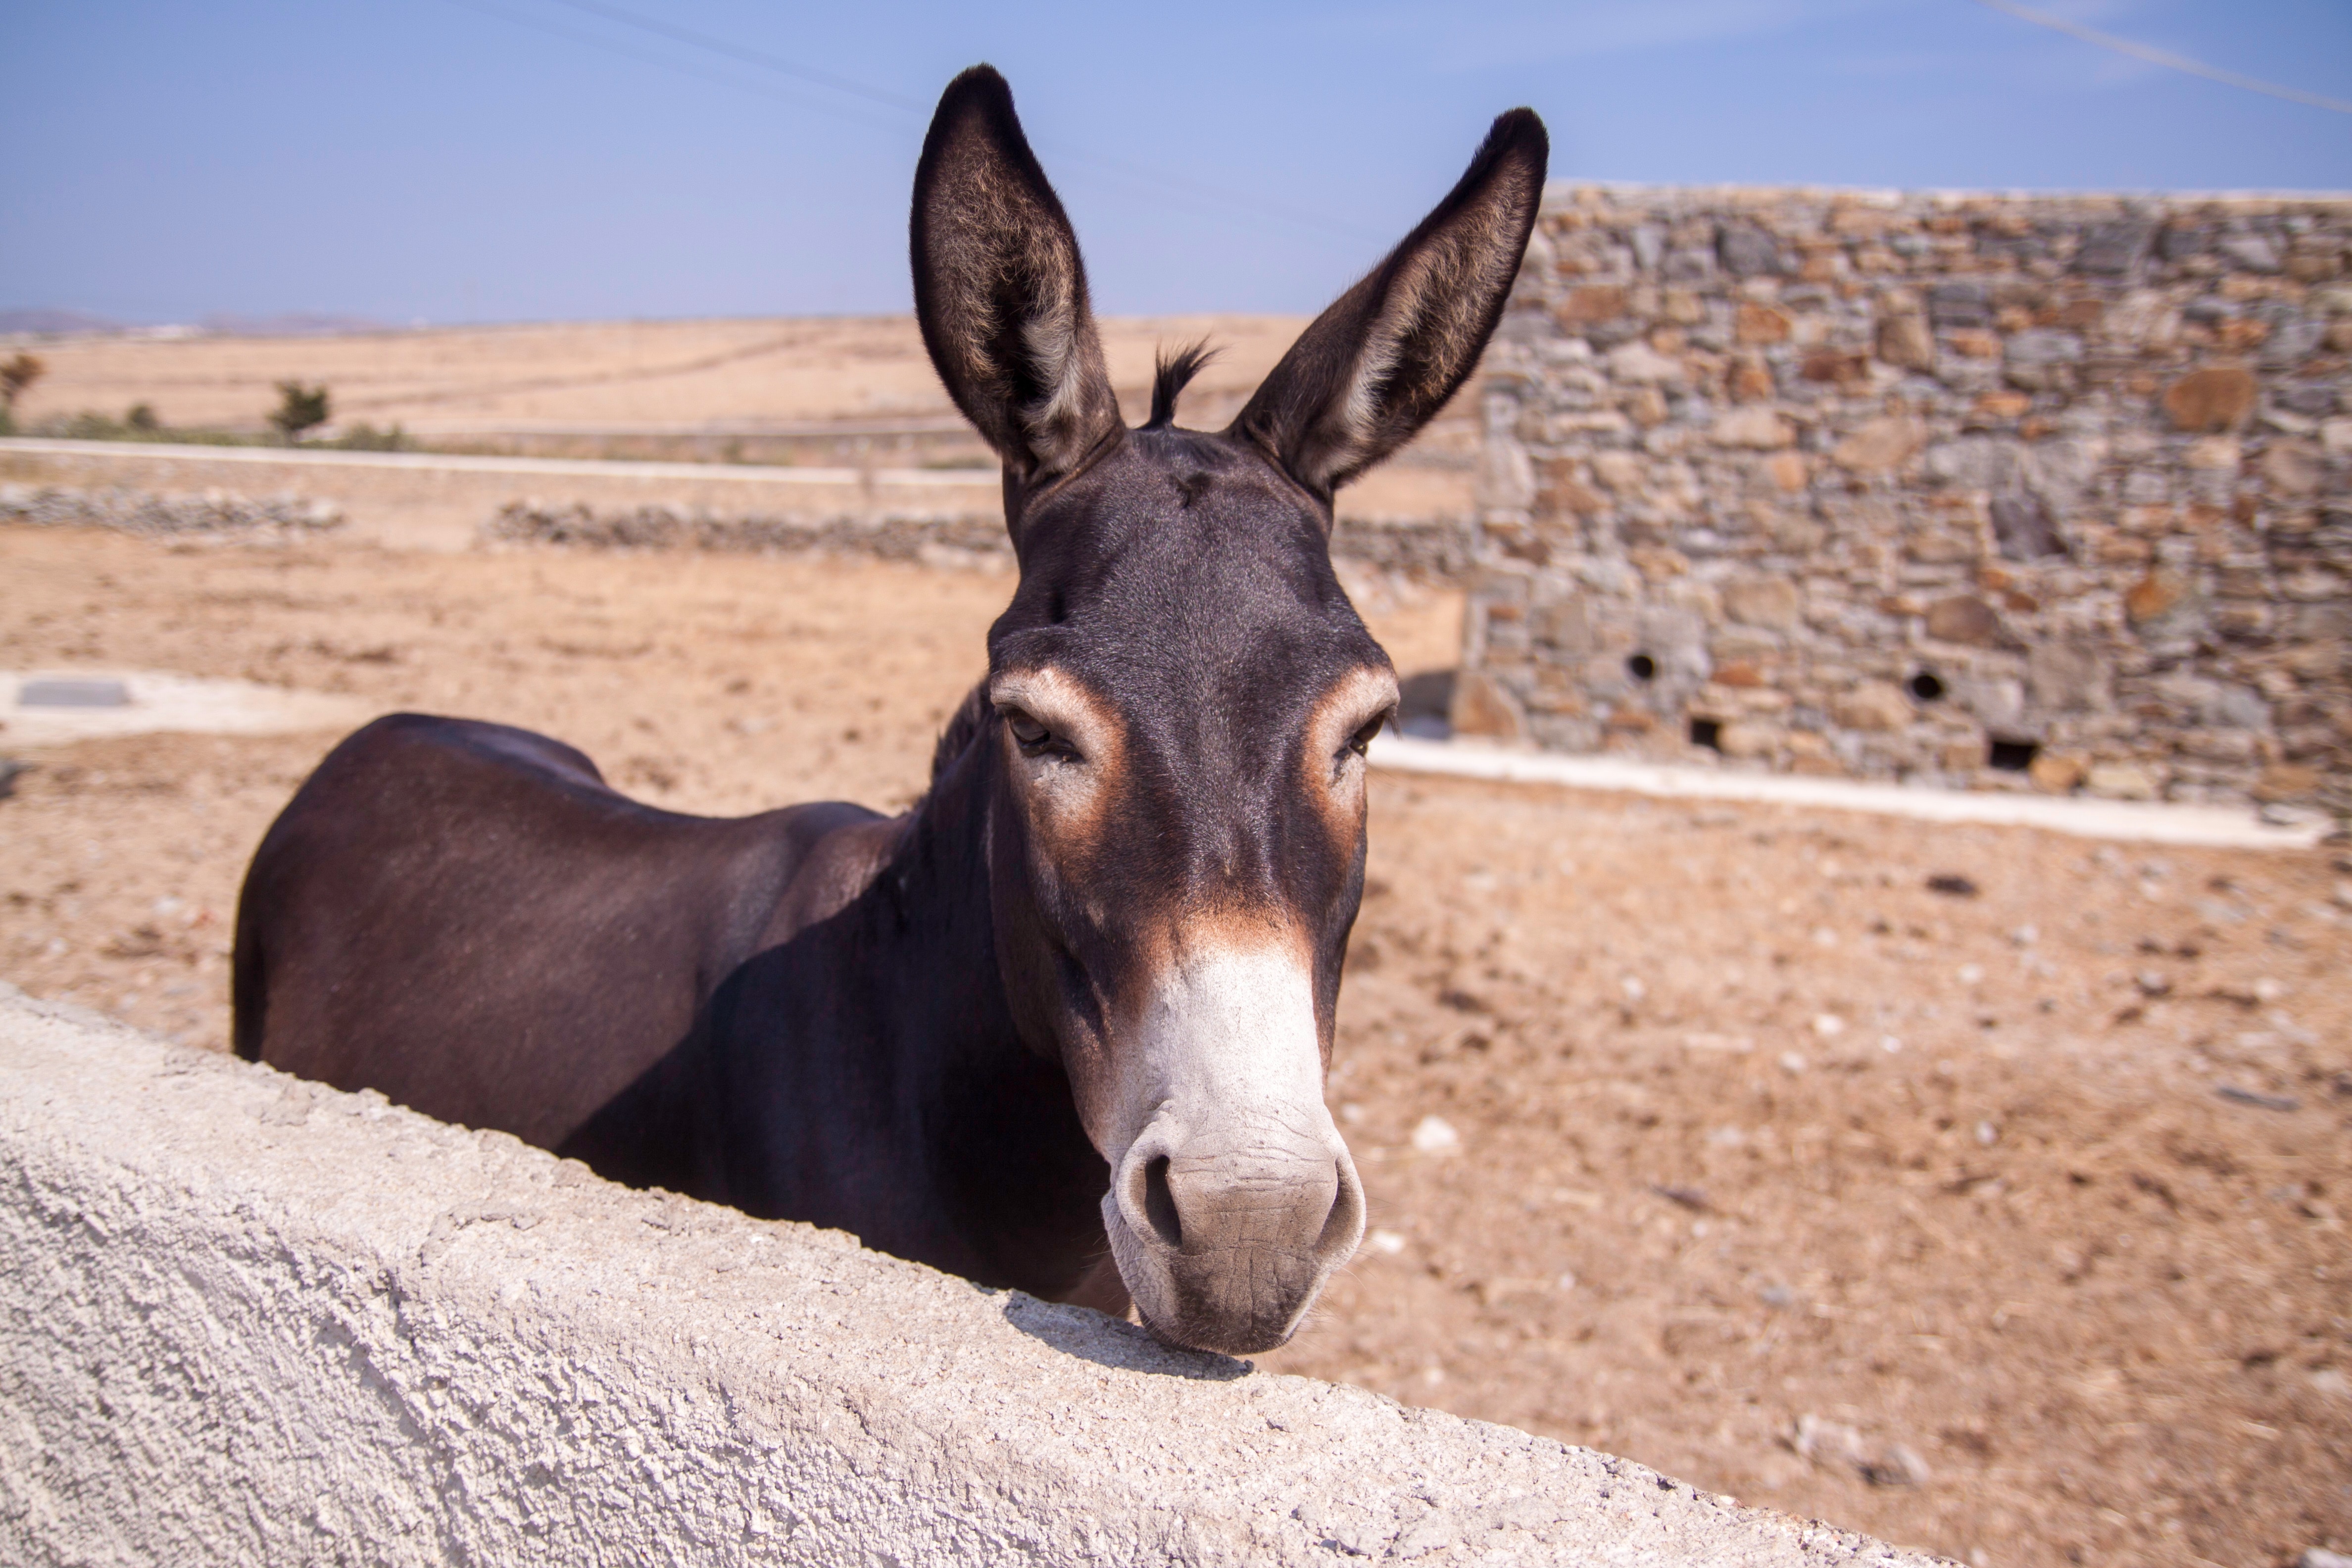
[0,984,1944,1566]
[1368,734,2330,851]
[1,669,374,746]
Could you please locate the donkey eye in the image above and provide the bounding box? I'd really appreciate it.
[1343,714,1389,759]
[1005,710,1069,758]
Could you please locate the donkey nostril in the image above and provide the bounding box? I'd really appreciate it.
[1316,1159,1364,1254]
[1141,1155,1183,1249]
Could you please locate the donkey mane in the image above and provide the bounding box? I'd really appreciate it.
[1144,340,1220,430]
[929,680,994,787]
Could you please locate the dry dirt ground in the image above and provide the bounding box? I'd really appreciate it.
[2,524,2347,1568]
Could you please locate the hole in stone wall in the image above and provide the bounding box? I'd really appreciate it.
[1395,670,1457,740]
[1987,738,2039,773]
[1626,653,1658,682]
[1688,717,1722,751]
[1908,671,1947,703]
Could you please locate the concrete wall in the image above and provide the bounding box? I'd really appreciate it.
[1461,187,2352,813]
[0,985,1939,1566]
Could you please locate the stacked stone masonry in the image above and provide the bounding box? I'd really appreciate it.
[1463,186,2352,812]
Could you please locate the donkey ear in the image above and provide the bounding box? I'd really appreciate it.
[1231,109,1548,496]
[911,67,1122,481]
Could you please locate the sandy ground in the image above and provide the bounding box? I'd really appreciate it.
[1,523,2347,1568]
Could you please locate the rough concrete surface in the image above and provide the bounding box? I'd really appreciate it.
[0,984,1945,1566]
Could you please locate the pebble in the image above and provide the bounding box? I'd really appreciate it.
[2216,1085,2300,1113]
[2300,1551,2352,1568]
[1867,1445,1931,1487]
[1367,1228,1407,1255]
[1410,1116,1461,1155]
[1791,1415,1930,1486]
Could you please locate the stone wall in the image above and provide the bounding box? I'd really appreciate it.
[1462,187,2352,813]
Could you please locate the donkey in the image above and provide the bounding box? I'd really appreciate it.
[234,67,1546,1356]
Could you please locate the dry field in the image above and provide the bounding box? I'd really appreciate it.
[2,313,1477,530]
[2,522,2348,1568]
[8,314,1321,437]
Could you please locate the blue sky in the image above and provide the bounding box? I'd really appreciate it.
[3,0,2348,323]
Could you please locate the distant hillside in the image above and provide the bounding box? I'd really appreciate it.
[1,308,400,340]
[197,311,393,338]
[0,307,127,337]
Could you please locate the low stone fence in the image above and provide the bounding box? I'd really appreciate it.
[0,438,1476,581]
[482,497,1017,569]
[483,497,1478,579]
[0,480,345,538]
[0,985,1936,1566]
[1462,187,2351,813]
[0,437,1474,571]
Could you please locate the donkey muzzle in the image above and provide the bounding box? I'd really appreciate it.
[1105,1107,1365,1355]
[1092,942,1364,1353]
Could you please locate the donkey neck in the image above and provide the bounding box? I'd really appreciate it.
[718,698,1111,1296]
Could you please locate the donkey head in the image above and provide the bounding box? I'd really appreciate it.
[913,67,1546,1354]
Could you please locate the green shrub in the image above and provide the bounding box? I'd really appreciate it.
[332,421,407,452]
[0,352,43,413]
[269,382,331,444]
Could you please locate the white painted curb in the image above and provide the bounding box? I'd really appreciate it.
[0,985,1941,1566]
[0,435,994,490]
[1369,735,2330,851]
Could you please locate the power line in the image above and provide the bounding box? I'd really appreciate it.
[1974,0,2352,115]
[433,0,908,133]
[448,0,1382,242]
[539,0,923,111]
